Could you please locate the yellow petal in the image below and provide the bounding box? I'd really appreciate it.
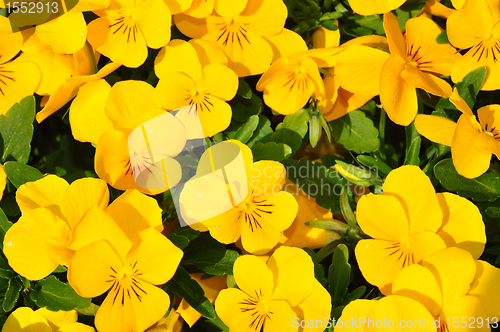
[348,0,406,15]
[267,246,314,306]
[134,0,172,49]
[69,79,113,144]
[408,231,447,263]
[0,164,6,201]
[199,64,239,100]
[402,64,452,98]
[106,189,163,240]
[292,279,332,331]
[35,13,87,54]
[312,26,341,49]
[4,208,72,281]
[67,206,132,259]
[238,0,287,36]
[421,247,476,304]
[0,17,24,63]
[383,165,443,234]
[95,277,171,332]
[415,114,456,147]
[105,80,158,132]
[449,88,474,117]
[380,55,417,126]
[234,254,274,298]
[214,0,248,17]
[336,299,376,332]
[2,307,51,332]
[189,38,228,68]
[441,296,489,332]
[384,12,407,59]
[62,177,110,229]
[392,264,443,316]
[0,60,41,116]
[425,0,456,19]
[248,160,286,196]
[36,308,77,331]
[451,115,493,178]
[154,72,196,110]
[194,95,233,137]
[58,322,96,332]
[125,228,183,285]
[478,106,500,153]
[447,0,493,49]
[164,0,194,14]
[263,300,296,332]
[263,28,308,63]
[16,174,69,220]
[154,39,202,80]
[469,260,500,320]
[68,239,122,298]
[436,193,486,259]
[335,45,389,95]
[68,0,111,12]
[356,194,409,241]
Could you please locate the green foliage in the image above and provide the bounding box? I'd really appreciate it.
[270,109,309,151]
[251,142,292,161]
[3,161,44,188]
[455,67,488,109]
[434,159,500,202]
[30,276,91,311]
[331,111,380,154]
[0,96,36,164]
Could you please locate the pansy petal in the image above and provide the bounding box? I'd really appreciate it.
[449,88,474,116]
[126,228,183,285]
[442,296,489,332]
[154,72,195,110]
[193,95,232,137]
[199,64,238,100]
[95,277,171,332]
[348,0,405,15]
[0,17,23,63]
[415,114,456,147]
[240,213,284,255]
[67,206,132,259]
[451,115,493,179]
[0,60,41,116]
[335,45,390,95]
[16,174,68,219]
[35,13,87,54]
[234,254,274,298]
[69,79,113,144]
[164,0,194,14]
[189,38,228,68]
[447,0,493,49]
[380,55,417,126]
[292,280,332,330]
[263,28,308,62]
[238,0,287,37]
[356,194,409,241]
[469,260,500,319]
[3,208,72,280]
[336,299,376,332]
[267,246,314,306]
[384,12,406,59]
[154,40,202,80]
[312,26,341,49]
[106,189,163,240]
[135,0,172,49]
[36,308,77,331]
[436,193,486,259]
[392,264,443,316]
[68,239,122,298]
[58,322,96,332]
[402,65,452,98]
[215,288,265,332]
[422,247,476,304]
[0,164,5,201]
[3,307,51,332]
[477,105,500,156]
[62,178,109,229]
[263,300,296,332]
[248,161,286,194]
[409,231,447,263]
[383,165,442,234]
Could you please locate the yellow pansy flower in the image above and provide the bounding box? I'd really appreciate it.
[87,0,172,68]
[179,141,298,254]
[3,175,109,280]
[347,0,406,16]
[154,39,238,137]
[415,88,500,178]
[182,0,248,18]
[335,14,460,126]
[68,227,183,332]
[279,181,342,250]
[215,246,331,332]
[355,165,486,294]
[175,0,288,77]
[146,308,183,332]
[2,307,95,332]
[448,0,500,90]
[392,247,500,331]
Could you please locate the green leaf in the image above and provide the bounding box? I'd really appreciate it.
[3,277,22,312]
[341,286,366,306]
[434,159,500,202]
[226,115,259,144]
[251,142,292,162]
[246,115,273,148]
[303,248,327,288]
[163,266,216,319]
[0,96,36,164]
[331,111,379,154]
[166,233,190,250]
[3,161,44,188]
[404,136,421,166]
[455,67,487,109]
[393,1,426,30]
[236,78,252,99]
[230,94,262,122]
[436,30,450,44]
[356,155,393,177]
[281,159,346,214]
[30,276,91,311]
[183,249,239,276]
[0,208,12,249]
[270,109,309,151]
[329,244,351,307]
